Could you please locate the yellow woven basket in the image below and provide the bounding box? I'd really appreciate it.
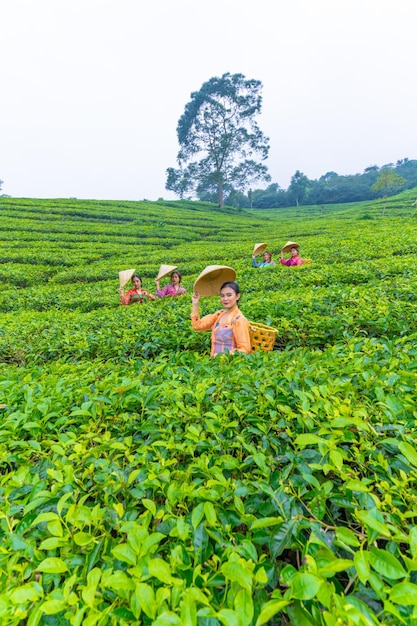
[249,321,278,352]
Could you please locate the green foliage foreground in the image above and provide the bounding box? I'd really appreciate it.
[1,193,417,626]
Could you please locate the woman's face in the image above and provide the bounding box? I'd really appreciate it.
[171,272,180,284]
[291,247,299,257]
[132,276,142,289]
[220,285,240,309]
[263,252,272,263]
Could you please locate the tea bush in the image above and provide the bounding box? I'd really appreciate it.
[1,192,417,625]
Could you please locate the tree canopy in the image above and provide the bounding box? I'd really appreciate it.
[371,168,406,215]
[288,170,310,206]
[166,73,270,208]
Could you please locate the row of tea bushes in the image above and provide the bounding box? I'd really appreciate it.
[0,266,416,360]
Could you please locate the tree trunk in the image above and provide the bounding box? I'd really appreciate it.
[218,181,224,208]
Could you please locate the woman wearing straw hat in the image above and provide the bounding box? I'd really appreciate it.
[280,241,303,266]
[119,274,156,305]
[191,280,251,356]
[155,266,187,298]
[251,243,276,268]
[252,251,276,268]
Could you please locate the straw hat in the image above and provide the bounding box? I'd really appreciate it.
[253,243,268,257]
[282,241,300,253]
[156,264,178,280]
[194,265,236,297]
[119,268,135,288]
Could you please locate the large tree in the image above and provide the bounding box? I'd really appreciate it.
[166,73,270,208]
[371,168,405,216]
[287,170,311,206]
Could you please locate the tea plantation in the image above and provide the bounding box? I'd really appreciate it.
[1,191,417,626]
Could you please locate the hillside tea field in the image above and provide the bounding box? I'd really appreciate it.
[1,192,417,626]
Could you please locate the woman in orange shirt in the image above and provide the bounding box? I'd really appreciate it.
[191,282,251,355]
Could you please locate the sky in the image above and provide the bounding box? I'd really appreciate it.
[2,0,417,201]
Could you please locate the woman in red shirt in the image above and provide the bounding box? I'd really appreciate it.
[119,274,156,305]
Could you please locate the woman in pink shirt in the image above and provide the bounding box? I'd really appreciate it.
[280,246,303,266]
[155,270,187,298]
[191,282,251,356]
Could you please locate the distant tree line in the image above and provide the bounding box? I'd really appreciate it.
[197,159,417,208]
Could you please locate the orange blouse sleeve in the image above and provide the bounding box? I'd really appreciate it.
[232,315,252,354]
[191,310,222,331]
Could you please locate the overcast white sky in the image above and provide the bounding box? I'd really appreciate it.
[2,0,416,201]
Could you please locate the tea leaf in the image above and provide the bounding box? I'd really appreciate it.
[234,589,254,626]
[112,543,137,566]
[37,557,68,574]
[355,510,392,538]
[148,558,173,584]
[255,600,289,626]
[10,582,43,604]
[390,582,417,605]
[221,561,252,592]
[250,516,282,530]
[134,583,156,619]
[354,550,370,584]
[289,573,322,600]
[369,547,406,580]
[217,609,240,626]
[398,441,417,468]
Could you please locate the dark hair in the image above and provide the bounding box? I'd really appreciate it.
[131,274,142,284]
[170,270,182,282]
[220,281,241,296]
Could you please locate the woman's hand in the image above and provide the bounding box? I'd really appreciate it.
[191,293,200,315]
[119,286,124,293]
[154,278,160,286]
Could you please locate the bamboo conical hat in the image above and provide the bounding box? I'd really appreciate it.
[119,268,135,288]
[156,264,178,280]
[253,243,268,256]
[194,265,236,298]
[282,241,300,253]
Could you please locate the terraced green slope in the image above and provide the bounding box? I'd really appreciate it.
[1,191,417,625]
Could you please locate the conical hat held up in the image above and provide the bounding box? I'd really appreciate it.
[282,241,300,253]
[119,268,136,288]
[193,265,237,297]
[253,243,268,256]
[156,264,178,280]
